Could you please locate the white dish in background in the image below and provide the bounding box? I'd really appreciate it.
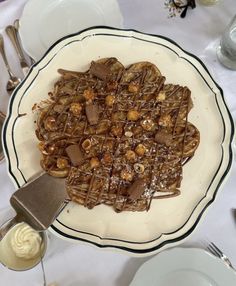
[19,0,123,61]
[2,27,234,256]
[130,248,236,285]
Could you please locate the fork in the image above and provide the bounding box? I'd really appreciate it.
[207,242,235,270]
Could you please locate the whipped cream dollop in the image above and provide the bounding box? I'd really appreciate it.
[10,222,42,260]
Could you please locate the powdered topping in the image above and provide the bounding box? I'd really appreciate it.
[35,58,200,212]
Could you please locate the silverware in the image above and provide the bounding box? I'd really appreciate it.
[14,19,36,65]
[0,34,21,94]
[0,173,69,241]
[0,111,5,162]
[5,25,30,76]
[207,242,235,270]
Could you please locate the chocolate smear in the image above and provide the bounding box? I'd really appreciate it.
[90,61,112,81]
[65,144,84,166]
[155,131,173,146]
[85,104,99,125]
[128,179,146,200]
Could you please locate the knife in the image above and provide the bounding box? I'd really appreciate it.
[5,25,30,77]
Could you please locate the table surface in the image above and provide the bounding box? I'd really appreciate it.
[0,0,236,285]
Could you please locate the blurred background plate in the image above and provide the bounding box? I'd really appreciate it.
[2,27,234,256]
[130,248,236,285]
[19,0,123,61]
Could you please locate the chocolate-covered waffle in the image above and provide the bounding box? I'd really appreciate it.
[35,58,200,212]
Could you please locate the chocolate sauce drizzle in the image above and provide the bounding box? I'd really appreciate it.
[36,59,200,212]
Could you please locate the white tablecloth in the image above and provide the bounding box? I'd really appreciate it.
[0,0,236,285]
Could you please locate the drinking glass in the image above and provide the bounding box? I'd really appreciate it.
[217,15,236,70]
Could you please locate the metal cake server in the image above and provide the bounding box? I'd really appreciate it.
[0,173,70,240]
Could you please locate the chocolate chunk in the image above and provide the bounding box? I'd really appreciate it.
[155,131,173,146]
[90,61,112,81]
[85,104,99,125]
[65,144,84,166]
[127,179,146,200]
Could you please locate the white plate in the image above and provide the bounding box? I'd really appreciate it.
[19,0,123,61]
[2,27,234,256]
[130,248,236,286]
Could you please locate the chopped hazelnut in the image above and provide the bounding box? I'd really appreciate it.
[82,139,92,151]
[127,110,140,121]
[90,157,100,169]
[70,102,82,117]
[128,82,140,93]
[125,131,133,137]
[112,112,126,121]
[134,163,145,174]
[48,145,56,154]
[103,140,114,151]
[83,88,95,102]
[102,152,113,165]
[58,96,70,105]
[140,119,155,131]
[39,143,56,155]
[38,142,45,152]
[53,104,64,113]
[44,116,57,131]
[105,95,115,107]
[125,150,136,162]
[158,114,172,127]
[156,91,166,102]
[96,121,110,134]
[56,158,69,169]
[132,126,143,136]
[135,144,146,156]
[120,169,134,181]
[111,125,123,137]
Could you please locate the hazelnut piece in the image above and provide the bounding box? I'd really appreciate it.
[82,139,92,151]
[70,102,82,117]
[83,88,95,102]
[127,110,140,121]
[156,91,166,102]
[120,169,134,181]
[90,157,100,169]
[134,163,145,174]
[158,114,172,127]
[125,150,136,162]
[128,82,140,93]
[111,125,123,137]
[140,119,155,131]
[56,158,69,169]
[135,144,146,156]
[105,95,115,107]
[44,116,57,131]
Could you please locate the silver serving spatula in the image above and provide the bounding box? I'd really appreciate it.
[0,173,69,240]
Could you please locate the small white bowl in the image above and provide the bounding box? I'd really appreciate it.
[0,216,47,271]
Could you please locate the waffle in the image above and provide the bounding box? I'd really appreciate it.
[35,58,200,212]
